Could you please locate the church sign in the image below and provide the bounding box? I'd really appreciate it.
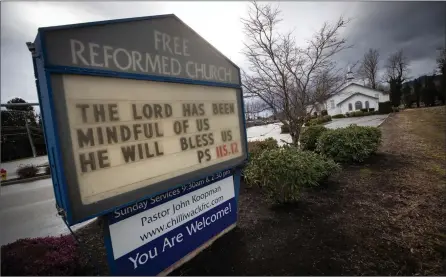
[31,14,247,275]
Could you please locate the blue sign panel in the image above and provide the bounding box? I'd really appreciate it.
[104,169,239,275]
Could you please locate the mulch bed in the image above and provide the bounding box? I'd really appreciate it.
[7,107,443,276]
[171,107,446,276]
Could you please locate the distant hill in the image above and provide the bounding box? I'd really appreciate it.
[403,74,443,88]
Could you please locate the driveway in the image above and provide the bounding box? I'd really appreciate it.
[247,123,292,146]
[0,178,94,246]
[325,114,389,129]
[247,114,389,145]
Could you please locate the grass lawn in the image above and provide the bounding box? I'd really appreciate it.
[3,107,445,275]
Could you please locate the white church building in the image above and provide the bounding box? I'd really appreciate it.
[307,69,390,116]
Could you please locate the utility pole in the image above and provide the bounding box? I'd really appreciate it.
[25,118,37,158]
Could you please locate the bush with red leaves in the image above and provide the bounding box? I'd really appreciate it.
[1,235,91,276]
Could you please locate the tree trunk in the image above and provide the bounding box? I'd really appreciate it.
[291,132,299,146]
[289,121,302,148]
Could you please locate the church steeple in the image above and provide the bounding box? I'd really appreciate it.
[346,65,354,83]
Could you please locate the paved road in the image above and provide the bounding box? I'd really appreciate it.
[325,114,389,129]
[247,115,389,145]
[0,178,94,246]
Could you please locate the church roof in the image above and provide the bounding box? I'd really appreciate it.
[340,82,389,94]
[337,92,378,106]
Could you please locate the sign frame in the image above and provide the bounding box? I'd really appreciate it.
[32,14,248,226]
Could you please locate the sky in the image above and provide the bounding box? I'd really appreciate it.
[1,1,444,107]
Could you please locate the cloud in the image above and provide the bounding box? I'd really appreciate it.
[338,1,445,80]
[1,1,114,105]
[1,1,444,106]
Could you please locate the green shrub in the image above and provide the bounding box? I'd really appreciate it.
[244,148,341,203]
[332,114,345,118]
[321,110,328,116]
[300,125,328,151]
[369,108,375,112]
[16,164,39,179]
[392,106,400,112]
[316,125,382,163]
[379,101,392,114]
[306,115,332,126]
[351,111,364,117]
[360,108,368,113]
[248,138,279,158]
[281,124,290,134]
[348,110,376,117]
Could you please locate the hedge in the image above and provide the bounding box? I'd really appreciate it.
[378,101,392,114]
[332,114,345,118]
[350,111,364,117]
[316,125,382,163]
[247,137,279,158]
[305,115,332,126]
[346,110,379,117]
[281,124,290,134]
[244,148,340,203]
[300,125,328,151]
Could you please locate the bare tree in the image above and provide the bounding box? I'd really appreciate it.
[358,48,380,89]
[244,99,270,120]
[241,1,352,146]
[385,49,410,107]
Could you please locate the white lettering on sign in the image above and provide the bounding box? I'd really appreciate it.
[69,30,232,83]
[62,74,243,204]
[109,176,235,259]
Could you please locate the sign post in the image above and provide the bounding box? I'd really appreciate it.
[31,14,247,275]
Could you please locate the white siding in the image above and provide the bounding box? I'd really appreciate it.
[306,103,326,115]
[337,94,379,114]
[380,94,390,102]
[324,83,388,116]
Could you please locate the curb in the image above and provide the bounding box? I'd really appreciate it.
[378,113,391,127]
[1,174,51,186]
